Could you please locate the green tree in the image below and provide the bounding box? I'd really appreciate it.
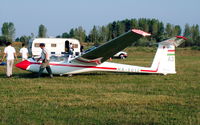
[107,23,113,41]
[56,35,61,38]
[1,22,16,41]
[165,23,173,37]
[62,32,70,38]
[73,26,86,42]
[69,29,75,38]
[19,35,31,45]
[38,24,47,38]
[56,18,200,47]
[138,18,149,32]
[173,25,182,36]
[183,24,192,46]
[196,36,200,46]
[15,37,20,42]
[156,22,165,41]
[183,24,191,36]
[98,26,109,42]
[183,24,193,46]
[123,19,131,32]
[191,24,200,46]
[111,21,117,38]
[151,21,158,34]
[116,21,125,37]
[158,22,165,34]
[0,36,12,45]
[88,26,99,43]
[130,19,138,29]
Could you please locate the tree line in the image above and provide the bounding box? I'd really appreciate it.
[0,24,47,45]
[0,18,200,47]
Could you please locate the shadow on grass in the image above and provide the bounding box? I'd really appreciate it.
[0,72,38,79]
[75,72,161,76]
[16,72,38,78]
[0,72,52,79]
[0,71,162,79]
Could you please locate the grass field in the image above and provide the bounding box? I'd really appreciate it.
[0,47,200,125]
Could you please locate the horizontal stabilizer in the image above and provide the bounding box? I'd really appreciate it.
[160,36,187,47]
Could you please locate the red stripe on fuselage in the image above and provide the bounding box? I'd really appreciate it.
[140,69,158,72]
[140,62,160,73]
[168,50,175,52]
[30,62,117,70]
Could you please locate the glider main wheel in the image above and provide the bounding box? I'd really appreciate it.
[120,54,126,59]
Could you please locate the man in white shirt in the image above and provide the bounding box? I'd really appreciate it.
[19,43,28,61]
[37,43,53,78]
[1,42,18,77]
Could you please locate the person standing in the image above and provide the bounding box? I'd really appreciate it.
[37,43,53,78]
[19,43,29,61]
[68,43,74,62]
[1,42,18,78]
[80,45,84,55]
[69,43,74,55]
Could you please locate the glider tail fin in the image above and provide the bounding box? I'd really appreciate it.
[151,36,187,75]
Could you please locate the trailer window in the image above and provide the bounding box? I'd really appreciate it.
[51,44,56,47]
[73,44,78,48]
[34,43,40,47]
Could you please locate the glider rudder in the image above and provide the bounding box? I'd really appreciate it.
[150,36,187,75]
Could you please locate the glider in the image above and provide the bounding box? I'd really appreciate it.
[15,29,186,75]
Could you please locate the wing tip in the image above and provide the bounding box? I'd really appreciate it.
[176,36,188,40]
[132,29,151,37]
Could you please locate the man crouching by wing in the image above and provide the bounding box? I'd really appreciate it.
[37,43,53,78]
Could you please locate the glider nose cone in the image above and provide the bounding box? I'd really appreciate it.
[15,60,31,70]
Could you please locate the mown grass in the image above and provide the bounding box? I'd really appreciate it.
[0,47,200,125]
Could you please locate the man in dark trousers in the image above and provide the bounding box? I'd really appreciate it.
[37,43,53,78]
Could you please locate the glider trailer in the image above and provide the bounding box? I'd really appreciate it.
[28,38,81,57]
[16,29,187,76]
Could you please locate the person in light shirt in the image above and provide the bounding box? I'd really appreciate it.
[37,43,53,78]
[1,42,18,78]
[19,43,29,61]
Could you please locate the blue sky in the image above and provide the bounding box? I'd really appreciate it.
[0,0,199,37]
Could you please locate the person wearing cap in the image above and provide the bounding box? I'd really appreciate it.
[19,43,29,61]
[37,43,53,78]
[1,42,18,78]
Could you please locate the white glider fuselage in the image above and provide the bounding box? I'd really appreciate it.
[16,58,158,75]
[15,29,187,76]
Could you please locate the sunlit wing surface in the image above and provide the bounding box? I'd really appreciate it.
[72,29,151,65]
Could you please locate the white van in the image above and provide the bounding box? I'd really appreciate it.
[28,38,81,57]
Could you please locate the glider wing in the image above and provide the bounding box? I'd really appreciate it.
[72,29,151,65]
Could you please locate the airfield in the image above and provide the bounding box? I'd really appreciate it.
[0,46,199,125]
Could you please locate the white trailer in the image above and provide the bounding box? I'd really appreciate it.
[28,38,81,56]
